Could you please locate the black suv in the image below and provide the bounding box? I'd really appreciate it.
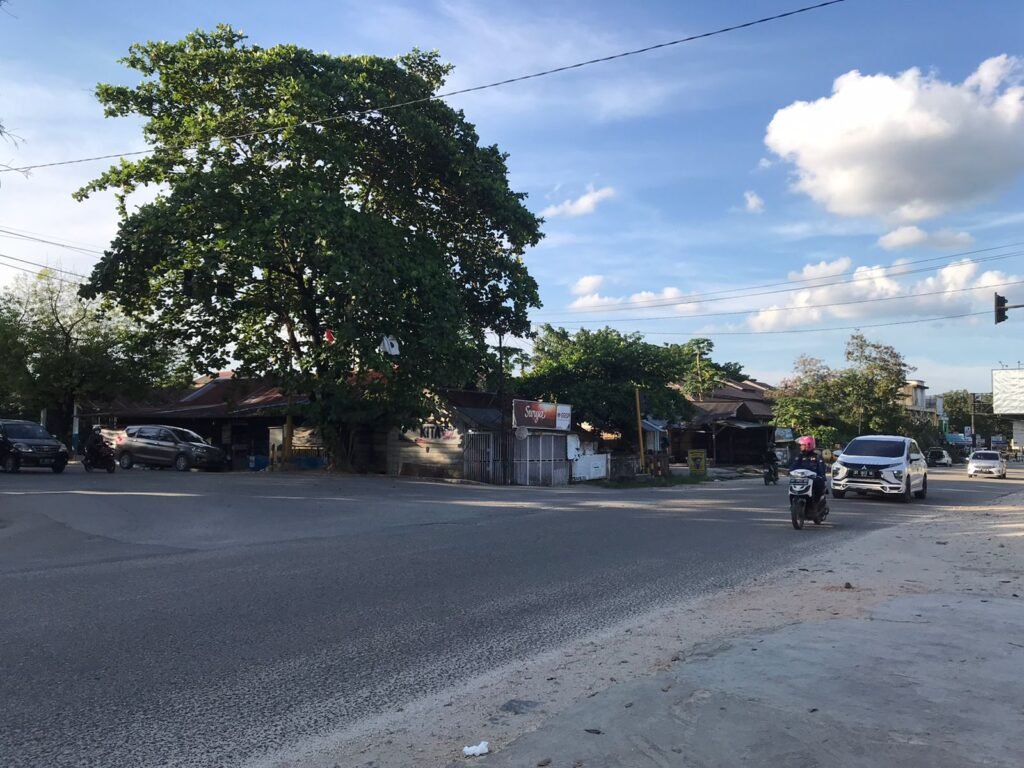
[0,419,70,473]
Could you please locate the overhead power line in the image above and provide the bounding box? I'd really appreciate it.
[0,252,88,280]
[604,310,991,337]
[547,277,1024,325]
[0,0,849,175]
[0,223,106,251]
[0,260,85,286]
[0,227,105,255]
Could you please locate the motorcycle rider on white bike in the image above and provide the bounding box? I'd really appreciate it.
[790,435,826,508]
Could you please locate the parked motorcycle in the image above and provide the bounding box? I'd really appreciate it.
[83,441,117,473]
[789,468,828,529]
[763,462,779,485]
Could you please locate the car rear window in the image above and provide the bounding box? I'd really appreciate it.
[973,452,999,460]
[843,438,906,459]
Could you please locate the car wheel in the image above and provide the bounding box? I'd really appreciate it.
[914,476,927,499]
[119,452,134,470]
[3,454,20,473]
[900,479,912,504]
[51,461,67,474]
[174,453,191,472]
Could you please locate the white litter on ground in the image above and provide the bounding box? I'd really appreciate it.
[463,741,489,757]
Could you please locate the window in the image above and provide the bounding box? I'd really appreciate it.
[169,428,206,444]
[4,423,52,440]
[973,452,999,461]
[137,428,160,440]
[843,438,907,459]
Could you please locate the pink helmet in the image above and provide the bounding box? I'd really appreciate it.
[796,435,816,452]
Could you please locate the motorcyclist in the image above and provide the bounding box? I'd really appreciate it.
[789,435,826,508]
[764,446,779,482]
[83,425,107,463]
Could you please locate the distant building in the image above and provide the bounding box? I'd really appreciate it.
[901,379,943,428]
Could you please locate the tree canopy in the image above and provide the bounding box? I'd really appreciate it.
[941,389,1013,443]
[75,26,542,462]
[517,325,695,440]
[771,333,914,445]
[0,272,187,441]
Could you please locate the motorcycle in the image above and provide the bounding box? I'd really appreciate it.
[83,441,117,474]
[789,468,828,529]
[763,462,779,485]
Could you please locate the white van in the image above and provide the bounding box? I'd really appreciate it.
[831,435,928,502]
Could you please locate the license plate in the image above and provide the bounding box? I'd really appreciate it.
[39,458,53,465]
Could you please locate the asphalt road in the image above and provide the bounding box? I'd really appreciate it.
[0,465,1017,767]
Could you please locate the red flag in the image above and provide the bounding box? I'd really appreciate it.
[325,328,335,344]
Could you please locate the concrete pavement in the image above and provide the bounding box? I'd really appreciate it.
[481,492,1024,768]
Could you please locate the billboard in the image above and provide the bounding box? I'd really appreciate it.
[992,369,1024,415]
[512,399,571,431]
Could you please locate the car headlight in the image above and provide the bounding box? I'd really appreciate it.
[891,469,904,480]
[13,442,32,452]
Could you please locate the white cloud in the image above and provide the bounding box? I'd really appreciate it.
[877,226,975,250]
[746,256,1016,331]
[571,274,604,295]
[541,185,615,218]
[788,257,852,283]
[568,285,701,315]
[766,55,1024,223]
[743,190,765,214]
[757,158,773,170]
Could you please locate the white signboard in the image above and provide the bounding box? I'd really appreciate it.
[993,368,1024,415]
[556,404,571,431]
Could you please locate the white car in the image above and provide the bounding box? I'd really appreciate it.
[925,448,953,467]
[967,450,1008,479]
[831,435,928,502]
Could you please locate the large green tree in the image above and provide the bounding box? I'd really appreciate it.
[75,26,542,466]
[771,333,914,443]
[518,325,692,442]
[664,338,745,400]
[942,389,1013,443]
[0,272,188,443]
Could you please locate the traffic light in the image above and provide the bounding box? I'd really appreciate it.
[995,292,1008,324]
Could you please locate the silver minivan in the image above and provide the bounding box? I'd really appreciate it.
[114,425,226,471]
[831,435,928,502]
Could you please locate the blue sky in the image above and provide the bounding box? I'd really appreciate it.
[2,0,1024,392]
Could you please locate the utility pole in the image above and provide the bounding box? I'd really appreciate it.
[635,387,646,473]
[971,393,978,448]
[498,333,507,485]
[695,348,703,401]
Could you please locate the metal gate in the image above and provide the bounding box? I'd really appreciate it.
[513,432,570,486]
[464,431,493,483]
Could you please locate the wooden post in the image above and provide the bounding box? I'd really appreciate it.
[635,387,645,472]
[283,394,294,464]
